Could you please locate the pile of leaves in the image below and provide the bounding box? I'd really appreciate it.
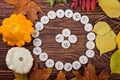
[13,63,109,80]
[4,0,43,22]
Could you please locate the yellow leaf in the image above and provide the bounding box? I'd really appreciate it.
[93,22,111,35]
[117,32,120,49]
[95,30,117,55]
[98,0,120,18]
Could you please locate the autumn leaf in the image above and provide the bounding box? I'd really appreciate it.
[98,71,110,80]
[29,62,53,80]
[4,0,43,22]
[56,71,67,80]
[93,22,117,55]
[82,64,97,80]
[47,0,67,6]
[13,72,29,80]
[72,63,109,80]
[71,77,79,80]
[98,0,120,18]
[72,70,82,80]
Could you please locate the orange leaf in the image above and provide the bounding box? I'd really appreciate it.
[4,0,30,7]
[72,70,82,80]
[98,71,110,80]
[82,64,97,80]
[29,62,52,80]
[72,63,109,80]
[4,0,43,22]
[56,71,67,80]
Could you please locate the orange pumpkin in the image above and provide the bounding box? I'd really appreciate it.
[0,14,34,47]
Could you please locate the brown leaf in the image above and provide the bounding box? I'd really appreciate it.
[4,0,30,7]
[56,71,67,80]
[72,63,109,80]
[4,0,43,22]
[71,77,79,80]
[98,71,110,80]
[29,62,52,80]
[72,70,82,80]
[82,64,97,80]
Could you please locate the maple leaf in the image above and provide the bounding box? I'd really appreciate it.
[29,62,53,80]
[4,0,43,22]
[56,71,67,80]
[72,63,109,80]
[71,0,98,12]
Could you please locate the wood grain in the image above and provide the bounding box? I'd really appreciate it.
[0,0,120,80]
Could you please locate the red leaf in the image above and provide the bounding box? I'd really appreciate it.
[81,0,86,11]
[86,0,91,12]
[71,0,78,9]
[91,0,97,11]
[79,0,82,6]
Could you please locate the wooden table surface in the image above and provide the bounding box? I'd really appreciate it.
[0,0,120,80]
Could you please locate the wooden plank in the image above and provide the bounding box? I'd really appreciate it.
[0,0,120,80]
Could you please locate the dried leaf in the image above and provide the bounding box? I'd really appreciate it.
[98,0,120,18]
[72,63,109,80]
[81,0,86,11]
[98,71,109,80]
[47,0,55,6]
[30,62,52,80]
[4,0,43,22]
[117,32,120,49]
[93,22,111,35]
[86,0,91,12]
[57,0,67,3]
[71,77,79,80]
[82,64,97,80]
[91,0,97,11]
[79,0,82,6]
[56,71,67,80]
[47,0,67,6]
[72,70,82,80]
[110,49,120,73]
[4,0,30,7]
[13,72,29,80]
[71,0,78,9]
[93,22,117,55]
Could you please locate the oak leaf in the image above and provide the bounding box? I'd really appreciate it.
[4,0,43,22]
[29,62,52,80]
[56,71,67,80]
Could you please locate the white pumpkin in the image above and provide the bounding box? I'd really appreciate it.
[6,47,34,74]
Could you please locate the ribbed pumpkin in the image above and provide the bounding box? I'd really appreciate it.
[0,14,34,47]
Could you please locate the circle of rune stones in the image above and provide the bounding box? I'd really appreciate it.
[32,9,96,72]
